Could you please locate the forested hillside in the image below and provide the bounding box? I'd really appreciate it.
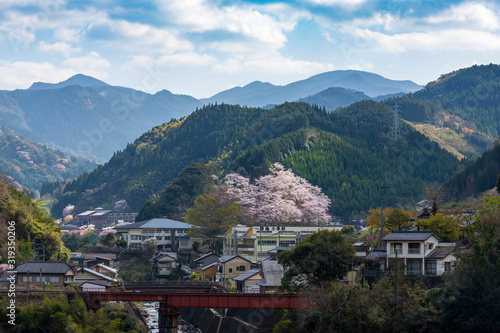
[445,141,500,200]
[0,122,96,195]
[388,64,500,159]
[0,177,70,263]
[50,101,460,219]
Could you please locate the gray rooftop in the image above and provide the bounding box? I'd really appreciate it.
[232,268,262,282]
[16,262,76,274]
[366,249,387,260]
[219,255,252,264]
[201,262,219,270]
[114,218,192,230]
[383,231,440,242]
[193,252,220,262]
[426,247,454,259]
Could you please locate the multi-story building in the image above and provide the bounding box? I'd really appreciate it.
[220,225,341,262]
[383,230,457,276]
[114,218,193,251]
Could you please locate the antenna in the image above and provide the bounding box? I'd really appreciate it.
[392,103,401,140]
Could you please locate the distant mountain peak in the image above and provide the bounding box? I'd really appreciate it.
[28,74,110,90]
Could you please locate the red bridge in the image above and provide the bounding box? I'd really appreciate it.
[80,282,303,333]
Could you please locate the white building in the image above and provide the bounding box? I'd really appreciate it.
[220,225,341,262]
[383,231,457,276]
[114,218,193,251]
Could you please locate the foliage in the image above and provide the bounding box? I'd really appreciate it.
[100,233,116,247]
[51,101,459,218]
[137,163,218,221]
[225,163,331,225]
[0,294,138,332]
[184,187,239,253]
[0,122,96,193]
[278,230,355,290]
[366,207,415,234]
[416,213,460,242]
[0,177,70,262]
[438,198,500,332]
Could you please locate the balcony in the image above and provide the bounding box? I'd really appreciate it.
[408,249,421,254]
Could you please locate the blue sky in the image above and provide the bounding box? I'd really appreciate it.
[0,0,499,98]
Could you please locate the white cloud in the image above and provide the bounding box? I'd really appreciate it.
[426,2,499,30]
[38,41,81,57]
[352,28,500,53]
[157,0,296,48]
[213,53,334,75]
[302,0,366,6]
[0,60,75,89]
[62,51,111,78]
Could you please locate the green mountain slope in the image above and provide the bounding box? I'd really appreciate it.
[50,101,460,219]
[0,122,96,194]
[0,176,70,262]
[445,141,500,201]
[389,64,500,159]
[0,75,201,161]
[298,87,370,111]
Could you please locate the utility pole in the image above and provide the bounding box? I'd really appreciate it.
[377,185,390,249]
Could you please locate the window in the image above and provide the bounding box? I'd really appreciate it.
[49,276,60,283]
[428,243,434,250]
[426,260,437,275]
[444,262,451,271]
[408,243,420,254]
[391,243,402,254]
[239,265,246,272]
[65,276,73,282]
[229,268,232,273]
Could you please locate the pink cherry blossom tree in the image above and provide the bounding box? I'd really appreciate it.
[225,163,331,225]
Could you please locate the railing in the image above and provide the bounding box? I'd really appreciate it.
[407,249,421,254]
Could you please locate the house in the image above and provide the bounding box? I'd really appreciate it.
[74,267,117,283]
[353,242,371,258]
[231,268,262,292]
[383,231,457,276]
[114,218,193,251]
[216,255,252,287]
[69,252,117,268]
[66,280,112,292]
[15,262,77,287]
[88,263,118,280]
[220,225,341,262]
[193,253,220,271]
[150,252,178,282]
[257,260,284,293]
[200,262,218,281]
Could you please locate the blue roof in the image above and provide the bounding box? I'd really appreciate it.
[115,218,192,229]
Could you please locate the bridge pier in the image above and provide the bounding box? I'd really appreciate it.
[158,301,180,333]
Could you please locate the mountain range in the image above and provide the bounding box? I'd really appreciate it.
[48,100,460,218]
[0,71,422,164]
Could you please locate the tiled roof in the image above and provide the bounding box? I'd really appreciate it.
[80,268,115,281]
[16,262,75,274]
[231,268,262,282]
[219,255,252,264]
[426,247,454,259]
[365,249,387,260]
[201,262,218,270]
[383,231,440,241]
[193,252,220,262]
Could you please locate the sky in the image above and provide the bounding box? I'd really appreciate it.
[0,0,499,98]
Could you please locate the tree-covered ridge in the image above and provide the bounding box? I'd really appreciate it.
[51,101,460,219]
[0,176,70,263]
[0,123,96,194]
[445,141,500,201]
[388,64,500,158]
